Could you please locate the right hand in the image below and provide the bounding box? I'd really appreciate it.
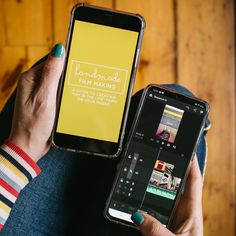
[131,156,203,236]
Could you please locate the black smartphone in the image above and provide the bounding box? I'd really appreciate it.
[52,4,145,158]
[105,84,209,228]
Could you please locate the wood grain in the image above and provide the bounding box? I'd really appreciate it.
[115,0,176,93]
[0,1,235,235]
[0,46,26,110]
[0,1,6,45]
[4,0,52,45]
[177,0,235,235]
[53,0,113,44]
[27,46,50,68]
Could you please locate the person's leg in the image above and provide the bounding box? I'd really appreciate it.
[0,80,210,236]
[69,84,210,236]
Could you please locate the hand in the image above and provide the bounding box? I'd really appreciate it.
[9,44,65,162]
[131,156,203,236]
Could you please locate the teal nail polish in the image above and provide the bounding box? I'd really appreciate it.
[131,211,144,225]
[52,44,64,57]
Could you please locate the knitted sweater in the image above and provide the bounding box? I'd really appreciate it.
[0,140,41,230]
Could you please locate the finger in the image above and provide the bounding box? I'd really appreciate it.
[131,211,175,236]
[182,155,203,204]
[39,44,65,95]
[189,155,202,179]
[171,156,203,230]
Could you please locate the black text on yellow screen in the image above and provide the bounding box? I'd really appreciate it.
[52,4,145,157]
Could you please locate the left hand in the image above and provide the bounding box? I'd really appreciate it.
[9,44,65,162]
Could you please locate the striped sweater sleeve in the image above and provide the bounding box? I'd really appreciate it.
[0,140,41,230]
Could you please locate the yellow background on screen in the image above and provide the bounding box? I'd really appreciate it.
[57,21,138,142]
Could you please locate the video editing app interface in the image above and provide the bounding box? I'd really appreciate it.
[108,88,206,225]
[57,20,139,143]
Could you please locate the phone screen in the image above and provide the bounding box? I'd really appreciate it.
[56,20,139,143]
[107,86,208,226]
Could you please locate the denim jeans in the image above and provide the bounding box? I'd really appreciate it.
[0,78,210,236]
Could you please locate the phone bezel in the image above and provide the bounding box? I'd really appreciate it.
[104,84,210,228]
[52,4,145,158]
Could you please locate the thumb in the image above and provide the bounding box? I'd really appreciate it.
[40,44,65,94]
[131,211,175,236]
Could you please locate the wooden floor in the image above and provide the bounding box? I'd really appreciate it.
[0,0,235,235]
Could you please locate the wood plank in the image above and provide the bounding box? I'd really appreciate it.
[115,0,176,93]
[27,46,50,69]
[4,0,52,45]
[53,0,113,45]
[177,1,235,235]
[0,47,27,111]
[0,1,6,45]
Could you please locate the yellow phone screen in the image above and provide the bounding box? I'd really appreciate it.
[57,21,139,143]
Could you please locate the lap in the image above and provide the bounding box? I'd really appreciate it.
[0,84,208,236]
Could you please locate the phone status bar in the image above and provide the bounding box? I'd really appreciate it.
[147,91,206,116]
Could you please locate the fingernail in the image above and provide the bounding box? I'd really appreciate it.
[52,44,64,58]
[131,211,144,225]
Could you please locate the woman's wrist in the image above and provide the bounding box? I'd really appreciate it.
[1,140,41,174]
[7,134,48,162]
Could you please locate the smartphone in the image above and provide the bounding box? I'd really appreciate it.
[52,4,145,158]
[105,84,209,228]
